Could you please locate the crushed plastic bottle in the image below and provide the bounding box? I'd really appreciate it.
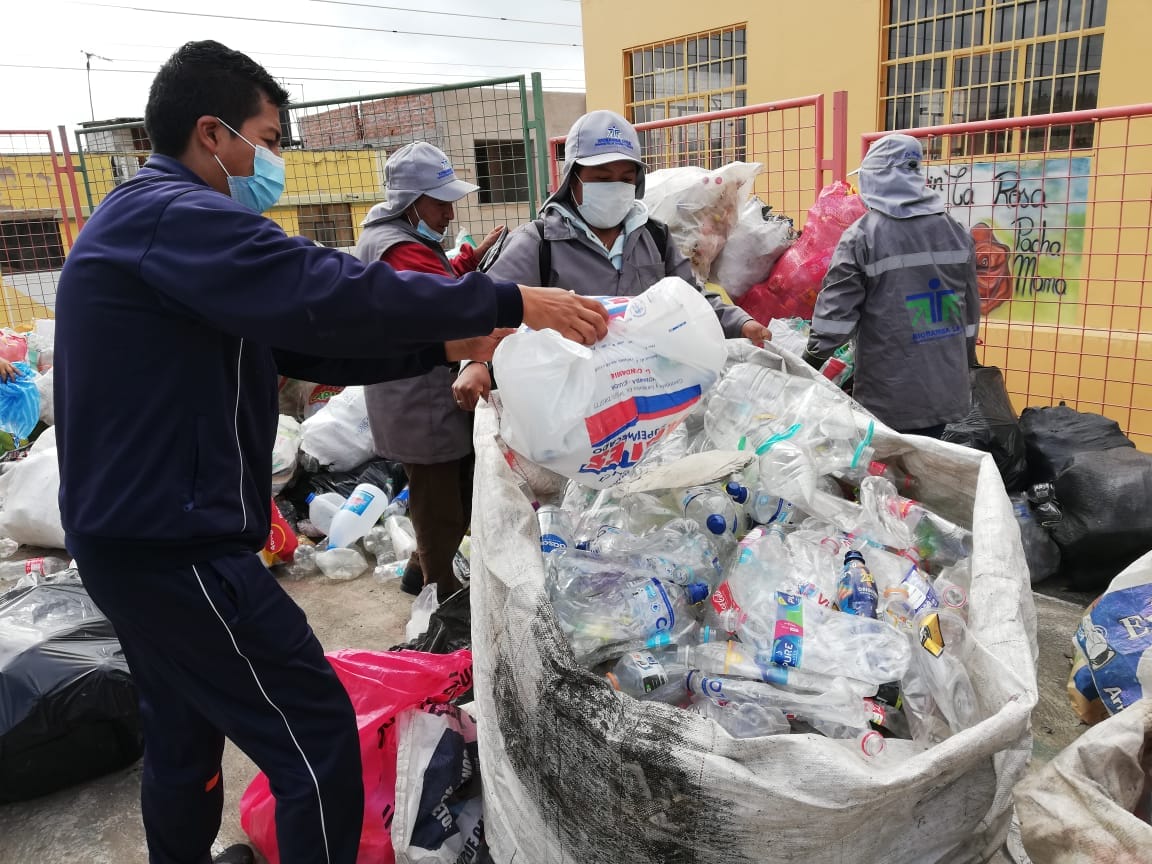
[688,698,791,738]
[686,671,872,732]
[315,546,370,581]
[0,537,19,559]
[286,542,318,578]
[0,556,71,582]
[537,504,575,556]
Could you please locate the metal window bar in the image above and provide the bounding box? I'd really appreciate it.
[864,101,1152,451]
[73,76,552,255]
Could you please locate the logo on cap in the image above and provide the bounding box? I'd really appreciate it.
[437,157,454,180]
[595,124,634,150]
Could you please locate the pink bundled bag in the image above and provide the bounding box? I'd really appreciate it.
[239,648,474,864]
[737,182,866,323]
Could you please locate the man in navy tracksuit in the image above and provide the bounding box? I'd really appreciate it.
[54,41,607,864]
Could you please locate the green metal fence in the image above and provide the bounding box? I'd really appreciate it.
[75,74,568,251]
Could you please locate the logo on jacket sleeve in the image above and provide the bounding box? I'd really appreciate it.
[905,278,963,344]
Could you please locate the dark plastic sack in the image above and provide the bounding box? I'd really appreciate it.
[0,573,143,802]
[285,458,407,517]
[0,361,41,443]
[1020,404,1134,485]
[943,366,1028,492]
[1010,494,1061,584]
[1051,447,1152,590]
[394,586,473,655]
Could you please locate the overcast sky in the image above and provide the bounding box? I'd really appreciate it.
[2,0,586,135]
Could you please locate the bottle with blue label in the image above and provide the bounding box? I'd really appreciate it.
[537,504,574,556]
[681,485,739,558]
[837,550,879,618]
[547,547,710,665]
[326,483,390,549]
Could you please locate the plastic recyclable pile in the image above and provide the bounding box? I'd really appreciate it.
[531,346,982,753]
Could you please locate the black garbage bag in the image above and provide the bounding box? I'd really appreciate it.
[285,458,407,518]
[0,574,142,802]
[943,366,1028,491]
[1009,494,1060,584]
[1051,447,1152,590]
[1019,404,1134,485]
[393,586,473,655]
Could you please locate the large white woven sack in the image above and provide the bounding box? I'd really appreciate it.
[470,341,1038,864]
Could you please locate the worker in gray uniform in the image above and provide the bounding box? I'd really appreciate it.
[805,133,980,438]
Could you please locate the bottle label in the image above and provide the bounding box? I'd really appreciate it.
[344,490,375,516]
[640,579,675,633]
[25,557,45,574]
[540,533,568,555]
[770,592,804,668]
[628,652,669,693]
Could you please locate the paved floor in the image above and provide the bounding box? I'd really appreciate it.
[0,573,1093,864]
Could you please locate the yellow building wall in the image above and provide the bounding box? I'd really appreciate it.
[582,0,1152,450]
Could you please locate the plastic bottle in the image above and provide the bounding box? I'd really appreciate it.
[315,546,370,581]
[326,483,390,549]
[878,562,940,630]
[688,698,791,738]
[382,489,416,561]
[837,551,879,618]
[537,504,575,556]
[362,524,396,566]
[547,549,710,665]
[0,537,18,559]
[681,486,738,561]
[589,519,723,588]
[737,591,911,686]
[865,682,912,739]
[686,671,871,732]
[286,542,318,578]
[604,650,689,704]
[0,555,71,581]
[306,492,345,537]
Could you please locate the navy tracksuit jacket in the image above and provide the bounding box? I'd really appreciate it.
[53,155,522,864]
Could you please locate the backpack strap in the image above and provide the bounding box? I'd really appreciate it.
[533,219,551,287]
[644,219,670,261]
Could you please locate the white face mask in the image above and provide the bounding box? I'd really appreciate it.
[575,178,636,229]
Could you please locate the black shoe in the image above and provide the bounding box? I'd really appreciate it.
[213,845,255,864]
[401,565,423,596]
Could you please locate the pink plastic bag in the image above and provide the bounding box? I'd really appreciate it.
[0,331,28,364]
[239,648,474,864]
[737,182,867,324]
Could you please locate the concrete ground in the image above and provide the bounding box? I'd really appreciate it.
[0,573,1094,864]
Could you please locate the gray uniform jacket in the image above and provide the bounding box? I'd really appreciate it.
[485,207,752,338]
[353,219,473,464]
[808,210,980,432]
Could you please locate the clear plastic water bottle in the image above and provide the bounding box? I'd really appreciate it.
[589,519,723,588]
[0,555,71,581]
[686,671,871,732]
[688,698,791,738]
[0,537,19,559]
[537,504,575,556]
[326,483,390,549]
[737,591,911,686]
[604,650,689,703]
[315,546,370,581]
[306,491,344,536]
[286,543,318,578]
[363,524,396,566]
[837,550,879,618]
[547,548,710,665]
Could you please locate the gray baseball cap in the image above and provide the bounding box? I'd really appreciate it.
[362,141,478,225]
[545,110,648,206]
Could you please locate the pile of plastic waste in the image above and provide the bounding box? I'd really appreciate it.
[530,350,980,751]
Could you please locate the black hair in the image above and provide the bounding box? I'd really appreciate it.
[145,40,290,157]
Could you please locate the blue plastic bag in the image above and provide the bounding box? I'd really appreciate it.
[0,362,41,442]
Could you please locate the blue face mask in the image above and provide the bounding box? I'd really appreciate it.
[410,213,448,244]
[214,118,286,213]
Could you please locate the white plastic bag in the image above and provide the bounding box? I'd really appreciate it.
[710,198,796,299]
[271,414,301,494]
[33,367,53,426]
[392,704,487,864]
[642,161,762,280]
[300,386,374,472]
[0,427,65,548]
[405,584,439,642]
[493,277,726,488]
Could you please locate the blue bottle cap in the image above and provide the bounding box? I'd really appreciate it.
[686,582,711,604]
[844,550,866,565]
[725,481,749,504]
[306,492,316,504]
[705,514,728,535]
